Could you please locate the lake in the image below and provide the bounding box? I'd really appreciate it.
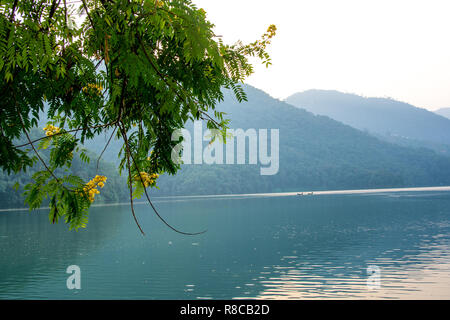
[1,190,450,299]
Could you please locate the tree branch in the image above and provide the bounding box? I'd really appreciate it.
[96,126,117,172]
[118,123,145,235]
[136,32,224,130]
[16,107,60,183]
[9,0,18,23]
[81,0,96,32]
[119,121,206,236]
[14,121,117,148]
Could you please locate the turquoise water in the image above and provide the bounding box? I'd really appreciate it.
[1,191,450,299]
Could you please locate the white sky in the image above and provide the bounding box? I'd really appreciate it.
[194,0,450,111]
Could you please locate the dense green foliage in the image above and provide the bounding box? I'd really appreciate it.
[0,128,127,209]
[286,90,450,152]
[0,0,275,232]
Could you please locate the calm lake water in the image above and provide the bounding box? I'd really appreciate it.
[1,191,450,299]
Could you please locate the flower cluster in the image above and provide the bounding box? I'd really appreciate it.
[82,83,103,95]
[266,24,277,38]
[43,124,60,137]
[134,172,159,188]
[83,175,107,203]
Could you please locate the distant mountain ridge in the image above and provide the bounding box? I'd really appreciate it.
[285,90,450,150]
[435,107,450,120]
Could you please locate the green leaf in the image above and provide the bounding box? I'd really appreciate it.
[12,182,20,191]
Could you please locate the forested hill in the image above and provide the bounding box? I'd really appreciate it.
[285,90,450,152]
[3,85,450,207]
[151,85,450,196]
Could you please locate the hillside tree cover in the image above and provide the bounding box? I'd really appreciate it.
[0,0,276,234]
[151,86,450,196]
[0,127,129,209]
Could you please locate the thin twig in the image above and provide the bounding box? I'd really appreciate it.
[119,122,206,236]
[118,123,145,235]
[9,0,18,23]
[14,121,117,148]
[5,0,19,41]
[80,0,95,32]
[63,0,68,27]
[136,33,223,130]
[16,107,60,183]
[96,126,117,171]
[199,110,222,128]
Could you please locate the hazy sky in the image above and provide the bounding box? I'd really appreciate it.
[194,0,450,111]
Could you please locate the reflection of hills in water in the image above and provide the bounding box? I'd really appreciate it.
[1,192,450,299]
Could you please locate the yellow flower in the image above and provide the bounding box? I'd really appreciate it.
[43,124,61,137]
[82,175,107,203]
[133,171,158,188]
[82,83,103,96]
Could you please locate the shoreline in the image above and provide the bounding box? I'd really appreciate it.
[1,185,450,212]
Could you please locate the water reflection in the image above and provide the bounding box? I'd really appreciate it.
[1,192,450,299]
[255,241,450,299]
